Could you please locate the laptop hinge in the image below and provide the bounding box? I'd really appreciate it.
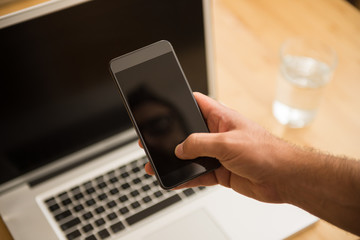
[28,136,136,187]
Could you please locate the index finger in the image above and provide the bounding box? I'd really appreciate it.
[138,139,143,148]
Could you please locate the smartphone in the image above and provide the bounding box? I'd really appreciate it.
[109,40,220,189]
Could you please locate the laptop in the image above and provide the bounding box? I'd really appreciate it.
[0,0,317,239]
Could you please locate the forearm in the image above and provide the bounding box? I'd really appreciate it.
[282,145,360,235]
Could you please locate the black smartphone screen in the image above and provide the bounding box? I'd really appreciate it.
[110,41,220,189]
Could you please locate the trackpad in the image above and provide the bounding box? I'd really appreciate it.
[145,209,229,240]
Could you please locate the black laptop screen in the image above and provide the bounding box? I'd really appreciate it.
[0,0,209,185]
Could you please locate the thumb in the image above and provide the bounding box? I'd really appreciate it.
[175,133,223,160]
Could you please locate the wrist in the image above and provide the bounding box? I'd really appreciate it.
[272,140,313,205]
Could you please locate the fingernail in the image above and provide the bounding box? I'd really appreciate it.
[175,143,184,157]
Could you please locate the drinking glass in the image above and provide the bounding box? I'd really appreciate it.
[272,38,337,128]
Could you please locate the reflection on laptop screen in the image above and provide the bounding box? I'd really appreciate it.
[0,0,209,185]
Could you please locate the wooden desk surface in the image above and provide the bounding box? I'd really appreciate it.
[1,0,359,239]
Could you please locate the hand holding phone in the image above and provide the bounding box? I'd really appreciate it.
[109,40,220,189]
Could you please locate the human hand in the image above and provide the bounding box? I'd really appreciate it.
[141,92,360,235]
[142,92,295,203]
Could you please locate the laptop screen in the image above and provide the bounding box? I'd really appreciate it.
[0,0,209,185]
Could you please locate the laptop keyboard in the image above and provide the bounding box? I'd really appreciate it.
[43,156,206,240]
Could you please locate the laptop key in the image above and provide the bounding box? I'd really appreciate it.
[55,210,72,221]
[98,229,110,239]
[109,188,119,195]
[84,181,92,188]
[95,206,105,214]
[61,217,81,231]
[82,212,93,220]
[95,176,104,182]
[66,229,81,240]
[109,177,118,183]
[132,177,141,184]
[86,199,96,206]
[119,207,129,215]
[70,186,80,193]
[183,188,195,197]
[45,197,56,205]
[48,203,60,212]
[74,193,84,200]
[97,182,107,189]
[110,221,125,233]
[126,194,181,226]
[154,191,163,198]
[74,204,84,212]
[82,223,94,233]
[118,165,126,172]
[143,174,152,179]
[98,193,107,201]
[86,187,96,194]
[130,160,138,167]
[131,201,140,209]
[62,198,72,206]
[58,192,68,199]
[130,190,139,197]
[142,196,152,203]
[85,235,97,240]
[107,212,117,221]
[121,183,130,189]
[119,195,128,203]
[121,172,129,178]
[107,200,116,209]
[107,170,115,177]
[95,218,106,227]
[141,184,151,192]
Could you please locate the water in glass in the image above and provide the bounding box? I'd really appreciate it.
[273,55,332,128]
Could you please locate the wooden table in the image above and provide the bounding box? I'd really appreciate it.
[1,0,360,239]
